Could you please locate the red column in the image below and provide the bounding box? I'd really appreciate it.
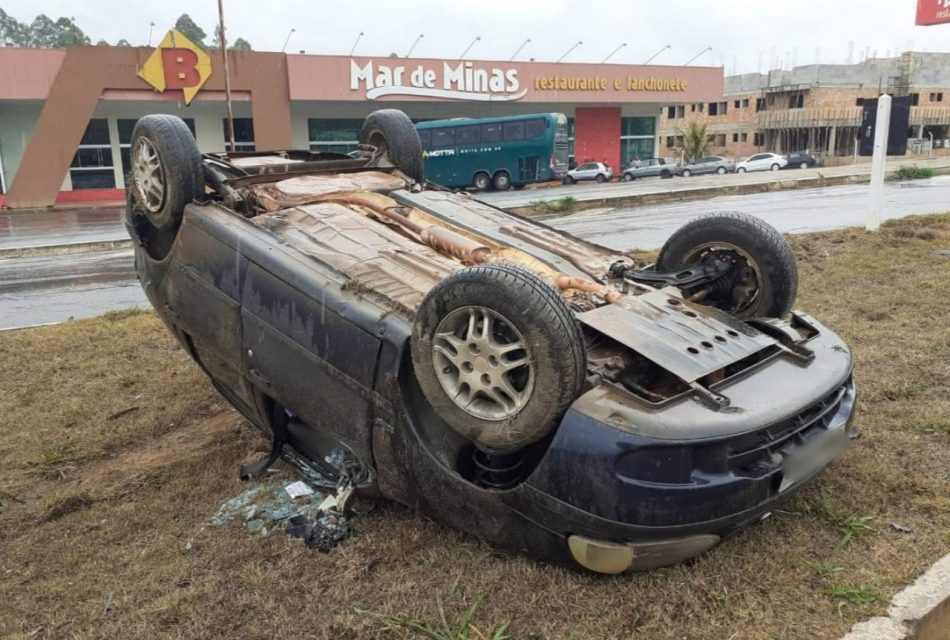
[574,106,621,170]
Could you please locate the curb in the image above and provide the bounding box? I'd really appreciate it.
[0,238,133,259]
[508,166,950,217]
[841,553,950,640]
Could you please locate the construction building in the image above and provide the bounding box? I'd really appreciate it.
[659,52,950,160]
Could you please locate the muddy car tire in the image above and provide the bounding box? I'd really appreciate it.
[359,109,424,183]
[128,115,203,232]
[657,212,798,319]
[411,264,586,453]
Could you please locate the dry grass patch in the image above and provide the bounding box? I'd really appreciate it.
[1,215,949,640]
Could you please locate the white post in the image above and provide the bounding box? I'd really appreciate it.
[867,94,891,232]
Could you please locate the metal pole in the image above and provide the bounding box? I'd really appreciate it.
[928,131,934,159]
[281,28,296,53]
[148,22,155,47]
[644,44,670,65]
[349,31,364,57]
[867,94,891,232]
[217,0,236,153]
[459,36,481,60]
[509,38,530,62]
[601,43,626,64]
[557,41,582,64]
[406,34,423,58]
[683,46,712,66]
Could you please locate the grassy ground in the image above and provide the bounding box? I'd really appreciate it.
[1,216,949,640]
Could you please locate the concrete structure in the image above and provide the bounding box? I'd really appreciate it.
[0,40,722,209]
[659,52,950,160]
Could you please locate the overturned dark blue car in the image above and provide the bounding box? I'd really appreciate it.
[125,109,856,574]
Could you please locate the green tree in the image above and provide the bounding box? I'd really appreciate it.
[116,38,131,47]
[675,120,713,164]
[174,13,206,47]
[95,38,109,46]
[230,37,252,51]
[27,14,90,47]
[0,9,30,45]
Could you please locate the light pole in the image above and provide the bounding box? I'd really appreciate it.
[349,31,364,57]
[280,28,296,53]
[147,21,155,46]
[406,34,423,58]
[601,42,626,64]
[557,40,583,63]
[683,46,712,66]
[644,44,670,64]
[509,38,531,61]
[459,36,481,60]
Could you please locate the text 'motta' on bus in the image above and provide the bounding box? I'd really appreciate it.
[415,113,569,191]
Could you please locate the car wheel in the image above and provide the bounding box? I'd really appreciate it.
[736,167,746,173]
[411,263,586,452]
[716,166,726,175]
[493,171,512,191]
[682,169,692,177]
[473,172,491,191]
[359,109,424,183]
[128,114,203,233]
[657,212,798,319]
[660,170,672,179]
[563,175,576,185]
[595,174,607,183]
[799,161,808,169]
[770,163,780,171]
[622,173,634,182]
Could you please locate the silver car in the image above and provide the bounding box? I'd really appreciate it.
[677,156,735,177]
[736,153,788,173]
[622,158,676,181]
[564,161,613,184]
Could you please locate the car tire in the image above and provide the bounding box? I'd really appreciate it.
[493,171,512,191]
[411,263,586,453]
[736,167,746,173]
[799,161,808,169]
[128,114,203,232]
[681,169,692,177]
[770,163,780,171]
[359,109,425,183]
[595,174,607,183]
[563,175,576,185]
[473,172,491,191]
[622,173,634,182]
[660,170,672,179]
[657,212,798,319]
[716,166,726,175]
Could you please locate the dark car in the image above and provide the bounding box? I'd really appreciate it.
[677,155,736,177]
[784,152,818,170]
[621,158,677,180]
[125,110,856,574]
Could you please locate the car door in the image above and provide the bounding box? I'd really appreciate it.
[749,154,769,171]
[576,163,594,180]
[695,158,714,175]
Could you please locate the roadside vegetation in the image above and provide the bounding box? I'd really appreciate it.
[1,215,948,639]
[527,196,577,214]
[891,165,936,181]
[674,120,713,163]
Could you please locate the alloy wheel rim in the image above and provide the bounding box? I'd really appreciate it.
[432,305,534,421]
[132,138,166,213]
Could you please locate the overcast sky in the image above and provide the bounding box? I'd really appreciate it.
[4,0,948,74]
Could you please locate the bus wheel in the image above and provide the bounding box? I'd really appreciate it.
[473,172,491,191]
[493,171,511,191]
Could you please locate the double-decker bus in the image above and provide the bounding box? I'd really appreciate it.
[415,113,569,191]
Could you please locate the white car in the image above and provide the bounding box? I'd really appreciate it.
[564,162,613,184]
[735,153,788,173]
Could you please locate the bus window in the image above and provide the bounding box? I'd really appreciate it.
[456,126,481,145]
[433,128,455,147]
[525,119,546,139]
[503,121,525,141]
[482,123,502,142]
[417,129,431,149]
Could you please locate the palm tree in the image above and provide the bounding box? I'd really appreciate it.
[676,120,712,164]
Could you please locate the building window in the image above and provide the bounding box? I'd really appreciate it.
[732,133,739,143]
[117,118,195,177]
[689,103,705,113]
[70,119,114,190]
[742,98,749,108]
[307,118,361,154]
[223,118,255,152]
[733,99,740,109]
[930,92,944,102]
[856,98,865,106]
[740,132,748,142]
[711,134,726,146]
[789,93,805,109]
[911,93,919,106]
[753,132,764,146]
[755,98,767,112]
[620,117,656,165]
[666,105,686,119]
[709,101,728,116]
[666,135,676,148]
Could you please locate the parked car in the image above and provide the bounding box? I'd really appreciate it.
[564,161,613,184]
[736,152,788,173]
[125,110,856,574]
[621,158,676,180]
[784,152,818,170]
[677,156,735,177]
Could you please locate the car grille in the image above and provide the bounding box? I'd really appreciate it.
[726,381,851,477]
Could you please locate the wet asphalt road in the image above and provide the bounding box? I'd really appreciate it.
[2,175,948,330]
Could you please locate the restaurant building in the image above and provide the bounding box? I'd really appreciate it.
[0,30,722,209]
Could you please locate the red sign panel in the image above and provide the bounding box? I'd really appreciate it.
[916,0,950,25]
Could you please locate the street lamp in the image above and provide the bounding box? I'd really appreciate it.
[644,44,670,65]
[683,46,712,66]
[601,42,626,64]
[557,40,583,63]
[281,28,296,53]
[459,36,481,60]
[509,38,531,61]
[406,33,424,58]
[147,21,155,46]
[349,31,364,57]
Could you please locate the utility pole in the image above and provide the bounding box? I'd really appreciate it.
[867,94,891,231]
[217,0,236,153]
